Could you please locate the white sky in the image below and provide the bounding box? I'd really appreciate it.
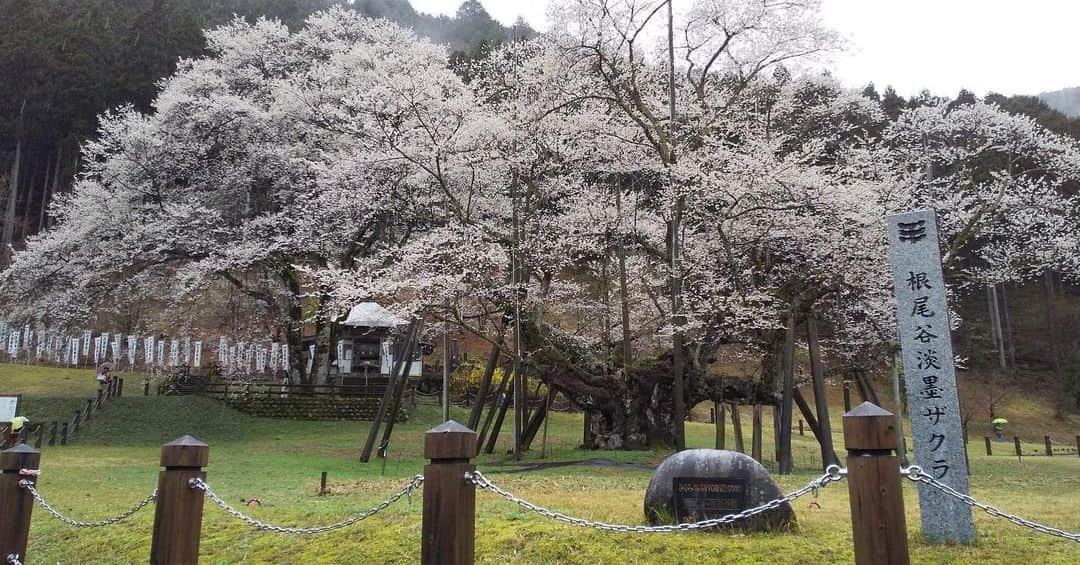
[408,0,1080,97]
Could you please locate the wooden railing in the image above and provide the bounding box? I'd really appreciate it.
[1,378,124,450]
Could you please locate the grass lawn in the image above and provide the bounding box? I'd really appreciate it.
[2,363,1078,564]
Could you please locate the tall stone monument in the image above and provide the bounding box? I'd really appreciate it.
[887,209,974,544]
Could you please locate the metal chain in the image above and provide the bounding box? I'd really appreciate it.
[901,466,1080,542]
[467,465,847,533]
[5,554,22,565]
[190,475,424,535]
[19,480,157,528]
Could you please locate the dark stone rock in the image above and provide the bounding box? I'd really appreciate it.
[644,449,796,532]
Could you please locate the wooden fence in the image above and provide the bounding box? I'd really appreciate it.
[1,378,124,450]
[982,435,1080,458]
[0,402,923,564]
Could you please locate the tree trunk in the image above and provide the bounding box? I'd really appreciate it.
[615,189,633,368]
[988,285,1007,371]
[806,311,836,468]
[999,283,1016,368]
[1044,271,1066,418]
[3,98,27,266]
[778,313,795,474]
[38,145,60,233]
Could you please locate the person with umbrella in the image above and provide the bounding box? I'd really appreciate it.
[992,417,1008,440]
[96,362,113,390]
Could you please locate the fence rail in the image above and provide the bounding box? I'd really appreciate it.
[1,402,1077,564]
[1,378,124,451]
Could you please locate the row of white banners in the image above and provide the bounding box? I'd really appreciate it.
[0,323,300,373]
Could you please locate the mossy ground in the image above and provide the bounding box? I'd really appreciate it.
[3,363,1078,564]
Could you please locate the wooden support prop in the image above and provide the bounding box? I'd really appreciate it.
[475,367,512,452]
[150,436,208,565]
[1044,436,1052,457]
[729,403,744,453]
[361,320,419,462]
[1076,436,1079,458]
[48,422,57,447]
[144,379,151,396]
[1013,436,1021,461]
[843,402,909,565]
[843,380,852,413]
[751,404,763,463]
[798,420,804,436]
[422,421,476,565]
[984,437,991,456]
[84,399,93,421]
[0,443,40,565]
[483,386,512,455]
[319,471,328,496]
[117,378,124,398]
[33,425,44,449]
[714,401,725,450]
[60,422,68,445]
[467,343,501,431]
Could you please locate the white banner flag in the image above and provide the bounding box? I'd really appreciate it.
[169,339,179,367]
[100,332,110,358]
[183,337,191,366]
[82,330,91,357]
[144,336,155,364]
[157,341,165,366]
[270,342,280,371]
[193,341,203,367]
[70,337,79,365]
[111,339,120,363]
[218,336,228,364]
[92,336,101,363]
[127,335,138,366]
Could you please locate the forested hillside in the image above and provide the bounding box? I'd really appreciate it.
[1040,86,1080,118]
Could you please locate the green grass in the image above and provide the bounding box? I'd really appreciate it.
[3,364,1078,564]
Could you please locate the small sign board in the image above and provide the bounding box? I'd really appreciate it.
[672,477,748,523]
[0,394,21,422]
[887,209,974,544]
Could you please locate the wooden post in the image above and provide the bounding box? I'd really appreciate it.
[1076,435,1079,458]
[319,471,328,496]
[117,378,124,398]
[1044,436,1052,457]
[96,389,103,409]
[144,379,151,396]
[0,443,40,564]
[843,402,909,565]
[798,419,804,436]
[984,437,991,456]
[150,436,208,565]
[1013,436,1021,461]
[84,399,93,421]
[843,380,852,412]
[33,425,44,449]
[751,404,763,463]
[714,401,725,450]
[60,422,68,445]
[48,422,57,446]
[422,421,476,565]
[730,403,744,453]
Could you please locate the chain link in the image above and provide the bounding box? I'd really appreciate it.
[467,465,847,533]
[19,480,157,528]
[901,466,1080,542]
[5,554,21,565]
[190,475,424,535]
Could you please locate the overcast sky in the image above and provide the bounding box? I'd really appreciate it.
[408,0,1080,97]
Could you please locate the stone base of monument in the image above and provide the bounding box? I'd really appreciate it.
[644,449,796,532]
